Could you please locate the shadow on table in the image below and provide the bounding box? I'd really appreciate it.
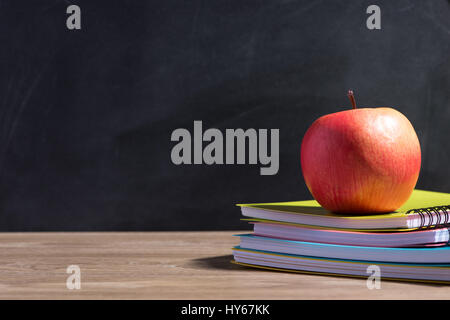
[190,255,245,271]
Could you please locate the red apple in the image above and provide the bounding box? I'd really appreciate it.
[300,91,421,214]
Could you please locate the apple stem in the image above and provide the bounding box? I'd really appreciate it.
[347,90,357,109]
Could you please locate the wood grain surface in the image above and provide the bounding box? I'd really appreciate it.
[0,231,449,299]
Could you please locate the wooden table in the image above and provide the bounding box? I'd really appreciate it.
[0,231,449,299]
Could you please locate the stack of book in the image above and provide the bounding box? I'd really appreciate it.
[232,189,450,284]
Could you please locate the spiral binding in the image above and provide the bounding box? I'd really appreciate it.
[406,205,450,229]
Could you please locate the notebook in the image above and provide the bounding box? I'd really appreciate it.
[238,189,450,230]
[251,221,450,247]
[232,247,450,284]
[237,234,450,263]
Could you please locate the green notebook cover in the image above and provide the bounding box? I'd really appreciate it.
[237,189,450,229]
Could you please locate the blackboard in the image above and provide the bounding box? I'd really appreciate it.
[0,0,448,230]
